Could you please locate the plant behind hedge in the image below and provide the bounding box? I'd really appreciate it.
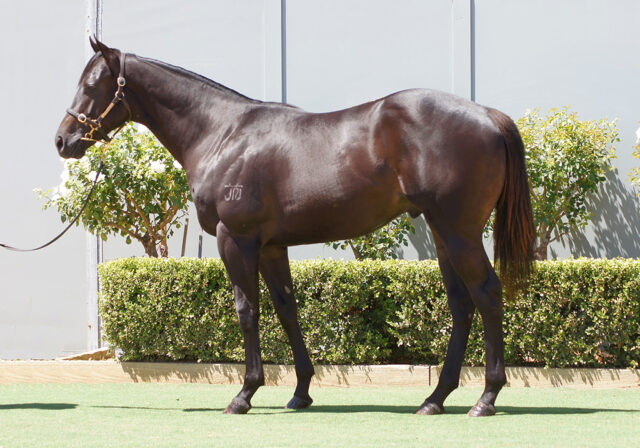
[99,258,640,368]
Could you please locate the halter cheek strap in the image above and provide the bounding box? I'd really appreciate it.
[66,52,131,143]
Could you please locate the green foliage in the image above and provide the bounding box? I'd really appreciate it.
[327,214,416,260]
[629,123,640,198]
[516,108,619,259]
[36,124,191,257]
[99,258,640,368]
[99,258,395,364]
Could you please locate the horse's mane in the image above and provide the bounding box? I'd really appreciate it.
[138,55,262,104]
[86,50,296,108]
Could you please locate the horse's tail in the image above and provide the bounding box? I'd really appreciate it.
[487,108,536,298]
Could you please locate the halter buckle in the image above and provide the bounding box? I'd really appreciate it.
[77,113,87,124]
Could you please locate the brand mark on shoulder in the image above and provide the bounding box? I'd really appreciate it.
[224,184,243,201]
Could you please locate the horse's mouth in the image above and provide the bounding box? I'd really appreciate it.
[57,136,89,159]
[58,146,86,159]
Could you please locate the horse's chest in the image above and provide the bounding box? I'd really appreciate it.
[191,186,220,235]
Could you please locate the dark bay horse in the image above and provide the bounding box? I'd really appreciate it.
[56,38,535,417]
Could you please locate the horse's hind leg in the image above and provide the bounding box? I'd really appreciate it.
[259,246,315,409]
[436,231,506,417]
[417,232,476,415]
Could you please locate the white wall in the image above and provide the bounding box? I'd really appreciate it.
[2,0,639,358]
[0,2,87,359]
[474,0,640,258]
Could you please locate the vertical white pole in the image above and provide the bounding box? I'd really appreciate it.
[85,0,102,351]
[263,0,283,103]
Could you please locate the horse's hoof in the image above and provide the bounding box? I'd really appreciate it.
[223,397,251,414]
[416,402,444,415]
[286,395,313,410]
[467,401,496,417]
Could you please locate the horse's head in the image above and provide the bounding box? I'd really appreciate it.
[55,37,130,159]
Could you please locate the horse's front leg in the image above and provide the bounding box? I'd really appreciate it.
[217,224,263,414]
[259,246,315,409]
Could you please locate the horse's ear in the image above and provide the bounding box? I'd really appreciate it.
[92,38,121,76]
[89,35,100,53]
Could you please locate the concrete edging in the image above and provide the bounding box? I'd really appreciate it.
[1,361,638,388]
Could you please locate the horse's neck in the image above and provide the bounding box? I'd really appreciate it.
[126,56,252,166]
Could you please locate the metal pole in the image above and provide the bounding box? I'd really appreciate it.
[281,0,287,104]
[181,218,190,257]
[85,0,102,351]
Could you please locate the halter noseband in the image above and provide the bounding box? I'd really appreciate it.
[66,52,131,143]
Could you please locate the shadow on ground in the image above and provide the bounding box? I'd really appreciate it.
[297,405,638,415]
[0,403,77,410]
[5,402,635,416]
[86,404,638,416]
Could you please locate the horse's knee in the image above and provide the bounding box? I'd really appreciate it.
[450,299,475,327]
[236,306,258,333]
[273,296,292,317]
[272,295,299,326]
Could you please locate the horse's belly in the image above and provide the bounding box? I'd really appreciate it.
[266,189,411,246]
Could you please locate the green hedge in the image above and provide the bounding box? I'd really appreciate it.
[98,258,640,368]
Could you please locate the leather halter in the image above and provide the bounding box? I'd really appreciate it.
[66,53,131,143]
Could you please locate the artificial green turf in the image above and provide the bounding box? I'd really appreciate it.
[0,384,638,447]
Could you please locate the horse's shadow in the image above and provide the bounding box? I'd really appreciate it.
[0,403,77,410]
[183,404,636,416]
[2,403,635,416]
[276,405,636,416]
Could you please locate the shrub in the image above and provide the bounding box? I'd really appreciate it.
[36,124,191,257]
[629,123,640,198]
[326,214,416,260]
[99,258,640,368]
[516,108,619,259]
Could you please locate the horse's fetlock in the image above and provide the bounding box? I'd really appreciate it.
[296,364,315,381]
[487,371,507,390]
[245,372,265,389]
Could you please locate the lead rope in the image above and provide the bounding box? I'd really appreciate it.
[0,160,105,252]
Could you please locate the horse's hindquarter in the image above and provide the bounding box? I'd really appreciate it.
[382,90,507,233]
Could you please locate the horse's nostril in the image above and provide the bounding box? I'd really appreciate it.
[56,135,64,152]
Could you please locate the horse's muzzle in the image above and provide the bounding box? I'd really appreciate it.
[56,134,87,159]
